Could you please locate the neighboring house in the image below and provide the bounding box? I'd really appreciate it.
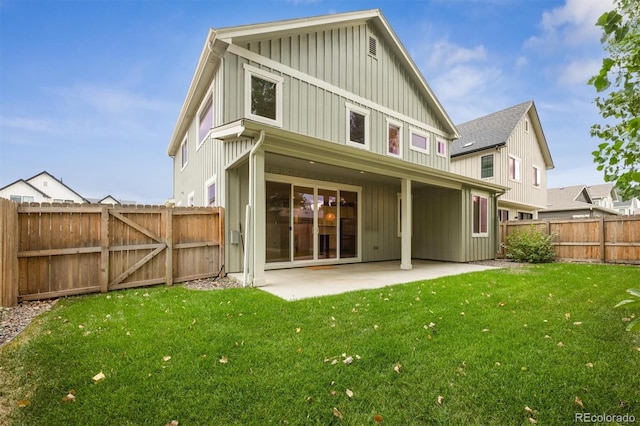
[614,198,640,215]
[587,183,618,210]
[166,9,508,286]
[539,185,619,219]
[0,171,89,204]
[450,101,554,221]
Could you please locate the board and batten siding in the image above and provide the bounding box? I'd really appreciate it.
[220,21,451,172]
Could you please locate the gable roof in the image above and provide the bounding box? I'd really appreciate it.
[25,171,90,203]
[450,100,554,169]
[167,9,458,156]
[587,183,618,201]
[0,178,51,197]
[543,184,619,215]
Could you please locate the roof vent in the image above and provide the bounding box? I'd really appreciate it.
[368,36,377,57]
[463,142,474,148]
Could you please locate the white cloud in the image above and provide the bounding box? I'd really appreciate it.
[557,58,602,86]
[428,40,487,68]
[514,56,529,70]
[526,0,612,49]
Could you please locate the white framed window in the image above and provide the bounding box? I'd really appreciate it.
[533,165,541,188]
[197,94,213,149]
[386,118,403,158]
[481,154,494,178]
[204,175,217,207]
[409,127,429,154]
[436,139,447,157]
[180,136,188,170]
[345,102,370,149]
[508,155,521,181]
[472,193,489,237]
[187,191,195,207]
[244,64,283,127]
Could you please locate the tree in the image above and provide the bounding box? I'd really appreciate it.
[589,0,640,200]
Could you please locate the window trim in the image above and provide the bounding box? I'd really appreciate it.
[472,193,489,237]
[508,155,521,182]
[197,93,213,150]
[436,139,447,157]
[386,117,403,158]
[345,102,370,150]
[481,154,494,179]
[204,175,217,207]
[244,64,283,127]
[180,136,188,171]
[409,127,429,154]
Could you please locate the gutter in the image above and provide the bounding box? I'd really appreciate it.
[242,130,266,287]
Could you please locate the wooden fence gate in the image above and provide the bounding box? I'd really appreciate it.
[0,200,224,306]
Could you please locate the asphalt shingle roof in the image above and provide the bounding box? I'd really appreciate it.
[451,100,533,157]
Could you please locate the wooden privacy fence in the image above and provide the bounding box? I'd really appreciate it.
[0,199,224,307]
[500,216,640,264]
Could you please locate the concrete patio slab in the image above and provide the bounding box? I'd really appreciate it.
[232,260,497,301]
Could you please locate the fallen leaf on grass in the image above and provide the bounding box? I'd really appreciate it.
[437,395,444,405]
[164,421,179,426]
[373,414,383,423]
[163,355,171,362]
[573,321,583,326]
[219,356,228,364]
[528,418,538,424]
[346,389,354,398]
[524,406,537,414]
[92,371,106,383]
[394,363,402,373]
[557,342,565,347]
[332,407,343,419]
[17,400,30,408]
[498,302,505,307]
[62,391,76,403]
[295,327,301,333]
[565,313,571,320]
[343,356,353,365]
[586,363,594,368]
[575,396,585,409]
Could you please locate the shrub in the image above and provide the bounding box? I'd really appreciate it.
[504,226,556,263]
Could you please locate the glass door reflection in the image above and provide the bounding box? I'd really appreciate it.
[318,189,337,259]
[293,186,314,261]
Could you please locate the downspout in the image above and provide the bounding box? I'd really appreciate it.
[243,130,266,287]
[493,190,507,257]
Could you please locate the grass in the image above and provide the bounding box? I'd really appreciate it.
[1,263,639,425]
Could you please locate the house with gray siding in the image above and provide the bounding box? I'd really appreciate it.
[450,101,554,221]
[166,9,507,286]
[539,185,619,219]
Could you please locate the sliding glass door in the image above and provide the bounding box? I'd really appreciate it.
[265,179,359,265]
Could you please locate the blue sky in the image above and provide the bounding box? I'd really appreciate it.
[0,0,612,204]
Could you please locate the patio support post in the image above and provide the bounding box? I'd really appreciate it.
[400,178,412,270]
[251,146,267,287]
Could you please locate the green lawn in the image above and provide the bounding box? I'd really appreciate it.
[1,263,639,425]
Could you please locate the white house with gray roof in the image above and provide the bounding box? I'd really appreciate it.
[539,184,619,219]
[450,101,554,221]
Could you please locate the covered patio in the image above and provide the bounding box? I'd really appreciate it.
[230,260,497,301]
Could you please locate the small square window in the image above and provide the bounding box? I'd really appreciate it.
[244,64,283,127]
[436,139,447,157]
[346,103,370,149]
[481,154,494,178]
[204,175,216,207]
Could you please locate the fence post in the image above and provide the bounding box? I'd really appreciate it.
[100,206,109,293]
[219,207,225,277]
[600,216,606,264]
[0,199,19,307]
[165,208,173,286]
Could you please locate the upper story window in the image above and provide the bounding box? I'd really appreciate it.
[346,102,370,149]
[533,165,541,187]
[472,194,489,236]
[181,136,188,170]
[481,154,494,178]
[197,95,213,148]
[409,127,429,154]
[244,64,283,127]
[509,155,521,181]
[386,118,402,158]
[436,139,447,157]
